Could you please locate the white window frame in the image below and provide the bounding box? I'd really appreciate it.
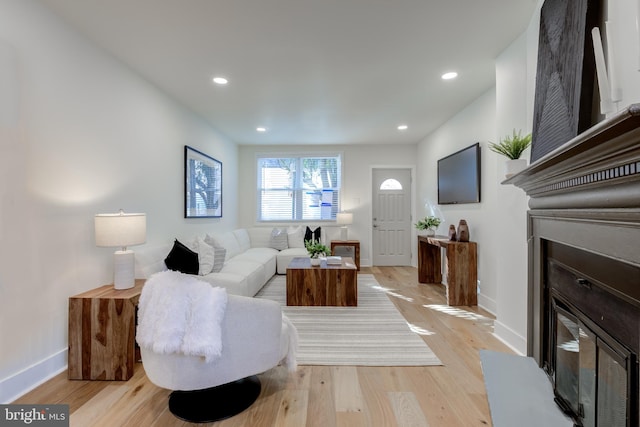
[256,152,343,222]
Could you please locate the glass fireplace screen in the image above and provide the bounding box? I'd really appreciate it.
[553,303,629,427]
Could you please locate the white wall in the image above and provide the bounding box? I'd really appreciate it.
[416,90,502,313]
[0,0,239,402]
[493,31,534,353]
[414,12,538,355]
[605,0,640,113]
[238,144,418,266]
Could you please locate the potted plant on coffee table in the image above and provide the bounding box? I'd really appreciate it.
[415,216,441,237]
[305,240,331,266]
[489,129,532,179]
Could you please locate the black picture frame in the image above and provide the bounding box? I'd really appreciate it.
[530,0,600,163]
[184,145,222,218]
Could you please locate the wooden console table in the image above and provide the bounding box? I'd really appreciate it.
[418,235,477,306]
[68,280,144,380]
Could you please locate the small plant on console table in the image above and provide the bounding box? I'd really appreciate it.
[415,216,441,237]
[305,240,331,266]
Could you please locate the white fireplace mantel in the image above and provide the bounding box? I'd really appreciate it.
[505,103,640,211]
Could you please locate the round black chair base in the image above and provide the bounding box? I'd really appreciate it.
[168,375,262,423]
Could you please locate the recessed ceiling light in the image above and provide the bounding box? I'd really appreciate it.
[397,125,408,131]
[256,127,267,132]
[441,72,458,80]
[212,77,228,85]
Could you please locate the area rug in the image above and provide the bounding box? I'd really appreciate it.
[256,274,442,366]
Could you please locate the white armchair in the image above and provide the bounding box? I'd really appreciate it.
[138,274,297,423]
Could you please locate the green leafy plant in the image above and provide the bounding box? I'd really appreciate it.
[414,216,441,230]
[304,239,331,258]
[489,129,532,160]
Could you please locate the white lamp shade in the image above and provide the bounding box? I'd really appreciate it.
[95,212,146,248]
[336,212,353,225]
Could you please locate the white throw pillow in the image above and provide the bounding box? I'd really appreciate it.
[210,246,226,272]
[204,233,217,248]
[270,228,289,250]
[189,236,216,276]
[287,226,305,248]
[206,232,241,260]
[204,234,227,272]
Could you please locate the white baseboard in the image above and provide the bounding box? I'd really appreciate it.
[493,320,527,355]
[477,293,497,316]
[0,348,68,404]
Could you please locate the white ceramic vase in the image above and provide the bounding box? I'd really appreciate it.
[310,257,321,266]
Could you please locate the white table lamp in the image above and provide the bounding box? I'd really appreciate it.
[95,210,146,290]
[336,212,353,240]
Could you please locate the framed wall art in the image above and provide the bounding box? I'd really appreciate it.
[184,145,222,218]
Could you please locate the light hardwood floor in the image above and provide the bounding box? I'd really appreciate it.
[14,266,514,426]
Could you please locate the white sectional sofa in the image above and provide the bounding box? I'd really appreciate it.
[135,227,324,297]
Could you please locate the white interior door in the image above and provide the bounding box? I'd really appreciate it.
[372,168,412,266]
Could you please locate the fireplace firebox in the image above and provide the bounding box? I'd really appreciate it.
[544,241,638,426]
[506,104,640,427]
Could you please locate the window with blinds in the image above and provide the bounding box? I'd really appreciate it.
[257,154,341,221]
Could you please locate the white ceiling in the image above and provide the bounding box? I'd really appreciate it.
[40,0,538,146]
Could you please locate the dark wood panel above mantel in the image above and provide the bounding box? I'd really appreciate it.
[505,104,640,210]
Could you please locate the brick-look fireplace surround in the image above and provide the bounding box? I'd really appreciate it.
[507,104,640,427]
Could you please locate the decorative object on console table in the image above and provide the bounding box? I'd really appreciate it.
[415,215,441,237]
[94,210,146,290]
[185,145,222,218]
[68,280,144,380]
[336,211,353,240]
[330,240,360,270]
[457,219,469,242]
[448,224,457,241]
[417,236,477,306]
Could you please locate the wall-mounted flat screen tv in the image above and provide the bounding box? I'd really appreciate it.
[437,143,481,204]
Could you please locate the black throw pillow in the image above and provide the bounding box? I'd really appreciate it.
[304,226,321,243]
[164,239,199,275]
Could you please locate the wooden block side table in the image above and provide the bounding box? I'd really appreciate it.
[330,240,360,270]
[68,280,144,380]
[286,257,358,306]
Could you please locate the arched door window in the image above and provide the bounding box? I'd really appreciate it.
[379,178,403,190]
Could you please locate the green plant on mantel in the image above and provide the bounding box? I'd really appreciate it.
[489,129,532,160]
[414,216,441,230]
[304,240,331,259]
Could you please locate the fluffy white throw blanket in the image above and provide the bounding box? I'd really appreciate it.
[136,270,228,362]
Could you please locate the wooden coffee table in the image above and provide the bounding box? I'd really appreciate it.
[286,257,358,306]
